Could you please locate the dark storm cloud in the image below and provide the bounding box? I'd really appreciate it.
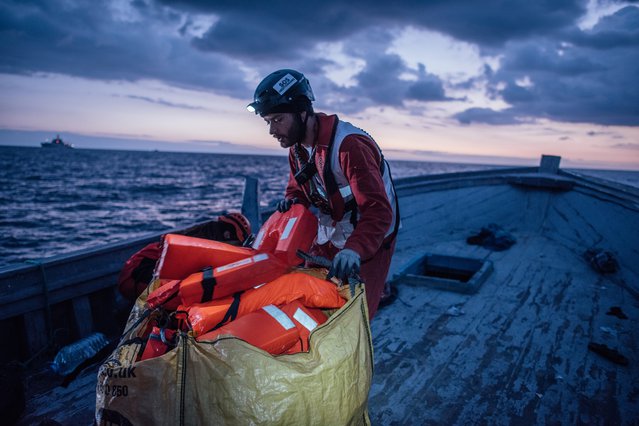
[153,0,588,110]
[0,0,249,96]
[455,108,523,125]
[350,55,449,107]
[392,0,584,46]
[455,6,639,126]
[498,43,605,75]
[190,6,369,60]
[162,0,585,50]
[125,95,206,110]
[566,5,639,49]
[1,0,637,127]
[295,28,450,113]
[611,143,639,150]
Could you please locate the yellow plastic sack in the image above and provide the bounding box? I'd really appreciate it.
[95,270,373,425]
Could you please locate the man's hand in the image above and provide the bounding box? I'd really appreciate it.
[277,197,298,213]
[327,249,360,283]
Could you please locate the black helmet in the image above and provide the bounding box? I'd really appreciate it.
[247,69,315,116]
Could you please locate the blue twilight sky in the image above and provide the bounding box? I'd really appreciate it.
[1,0,638,169]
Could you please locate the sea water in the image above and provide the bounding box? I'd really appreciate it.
[1,146,637,270]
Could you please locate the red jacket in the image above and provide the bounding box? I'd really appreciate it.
[285,114,395,261]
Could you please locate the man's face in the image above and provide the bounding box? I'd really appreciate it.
[262,112,305,148]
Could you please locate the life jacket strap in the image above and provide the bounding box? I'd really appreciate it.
[210,291,243,332]
[200,267,216,303]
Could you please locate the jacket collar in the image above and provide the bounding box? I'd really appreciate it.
[314,113,338,149]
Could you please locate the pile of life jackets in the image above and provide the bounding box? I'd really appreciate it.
[138,205,346,360]
[117,214,252,301]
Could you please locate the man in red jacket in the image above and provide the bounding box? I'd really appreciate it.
[248,69,399,319]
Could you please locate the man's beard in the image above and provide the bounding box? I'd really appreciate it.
[285,113,306,147]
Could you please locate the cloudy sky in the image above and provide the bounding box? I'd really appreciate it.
[1,0,638,169]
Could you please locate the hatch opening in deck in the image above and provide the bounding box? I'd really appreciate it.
[398,253,493,294]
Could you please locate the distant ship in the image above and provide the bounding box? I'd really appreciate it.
[41,134,73,148]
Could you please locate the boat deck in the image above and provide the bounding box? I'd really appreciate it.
[16,170,639,425]
[370,234,637,424]
[368,183,638,425]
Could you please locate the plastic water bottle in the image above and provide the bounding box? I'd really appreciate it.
[50,332,110,376]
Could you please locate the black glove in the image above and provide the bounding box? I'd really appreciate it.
[277,198,297,213]
[327,249,361,283]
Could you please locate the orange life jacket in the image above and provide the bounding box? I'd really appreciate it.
[140,327,177,361]
[252,204,318,266]
[117,242,162,300]
[196,304,301,355]
[183,297,235,336]
[179,253,289,306]
[280,300,328,354]
[155,234,255,280]
[147,279,182,310]
[186,271,345,336]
